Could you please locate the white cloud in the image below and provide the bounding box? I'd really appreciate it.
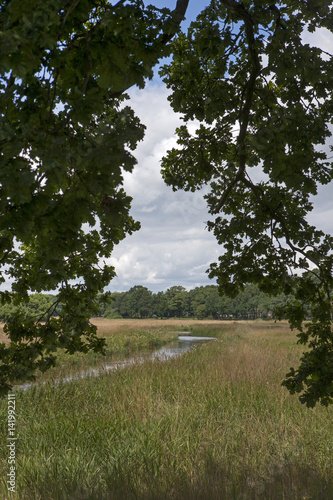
[302,27,333,57]
[105,84,221,292]
[108,232,219,292]
[107,71,333,292]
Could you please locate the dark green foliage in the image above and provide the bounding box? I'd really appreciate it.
[1,0,332,408]
[99,283,289,320]
[0,293,58,322]
[116,285,153,319]
[161,1,333,406]
[0,0,189,395]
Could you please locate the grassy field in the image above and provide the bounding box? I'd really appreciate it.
[0,318,225,385]
[0,319,332,499]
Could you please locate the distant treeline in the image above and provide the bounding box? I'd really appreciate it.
[101,284,290,320]
[0,284,292,322]
[0,293,59,323]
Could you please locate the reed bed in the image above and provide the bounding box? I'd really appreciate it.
[20,320,182,385]
[1,320,332,499]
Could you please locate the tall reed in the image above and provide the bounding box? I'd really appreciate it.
[1,321,332,499]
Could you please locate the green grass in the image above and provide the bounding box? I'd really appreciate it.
[1,321,333,499]
[29,324,178,386]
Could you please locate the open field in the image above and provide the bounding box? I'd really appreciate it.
[91,317,228,331]
[1,320,333,499]
[1,318,234,385]
[0,318,229,344]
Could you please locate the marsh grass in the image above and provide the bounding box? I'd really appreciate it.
[1,320,333,499]
[24,319,181,385]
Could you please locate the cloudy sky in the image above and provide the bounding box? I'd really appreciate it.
[107,1,219,293]
[107,83,221,292]
[106,2,333,293]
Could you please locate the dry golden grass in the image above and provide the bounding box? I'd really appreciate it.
[0,317,232,343]
[0,323,6,343]
[90,317,230,335]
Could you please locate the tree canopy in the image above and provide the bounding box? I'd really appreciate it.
[0,0,189,395]
[161,0,333,407]
[1,0,333,407]
[100,283,288,320]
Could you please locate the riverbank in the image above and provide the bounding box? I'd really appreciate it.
[1,320,332,499]
[4,318,230,386]
[8,318,225,386]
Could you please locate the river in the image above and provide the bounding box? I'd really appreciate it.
[15,333,216,392]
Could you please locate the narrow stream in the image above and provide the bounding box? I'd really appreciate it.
[15,333,216,392]
[151,334,217,361]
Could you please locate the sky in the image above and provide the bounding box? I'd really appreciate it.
[106,1,333,293]
[107,1,218,293]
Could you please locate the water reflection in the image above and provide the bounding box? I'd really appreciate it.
[151,335,216,361]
